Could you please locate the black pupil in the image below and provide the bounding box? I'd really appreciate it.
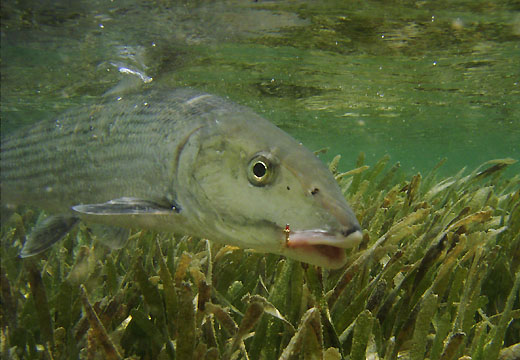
[253,162,267,178]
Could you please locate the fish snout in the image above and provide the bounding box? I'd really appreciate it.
[319,190,362,241]
[338,224,363,248]
[341,225,362,238]
[313,186,363,248]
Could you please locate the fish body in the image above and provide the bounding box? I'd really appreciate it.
[1,88,362,268]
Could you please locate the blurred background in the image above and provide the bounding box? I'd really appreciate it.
[1,0,519,176]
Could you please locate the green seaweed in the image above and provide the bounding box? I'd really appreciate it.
[350,310,373,360]
[0,156,519,359]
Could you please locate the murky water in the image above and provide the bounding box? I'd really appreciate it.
[1,0,519,176]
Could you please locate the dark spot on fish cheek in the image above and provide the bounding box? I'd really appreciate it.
[311,188,320,196]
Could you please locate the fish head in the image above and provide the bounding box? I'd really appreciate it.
[176,107,362,269]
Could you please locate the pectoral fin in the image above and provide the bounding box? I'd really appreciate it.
[72,197,181,215]
[20,215,79,258]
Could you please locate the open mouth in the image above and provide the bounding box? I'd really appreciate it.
[285,229,363,265]
[291,243,346,262]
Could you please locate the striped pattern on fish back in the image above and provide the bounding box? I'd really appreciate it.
[0,88,222,213]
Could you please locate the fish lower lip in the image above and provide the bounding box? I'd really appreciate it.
[287,229,363,249]
[285,241,346,265]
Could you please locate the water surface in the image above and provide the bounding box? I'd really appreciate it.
[1,0,519,176]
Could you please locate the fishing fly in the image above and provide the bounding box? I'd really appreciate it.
[284,224,290,244]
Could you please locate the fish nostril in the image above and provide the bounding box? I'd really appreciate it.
[310,187,320,195]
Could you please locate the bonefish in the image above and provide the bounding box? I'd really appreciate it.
[0,88,362,268]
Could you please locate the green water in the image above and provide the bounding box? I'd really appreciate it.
[1,0,519,176]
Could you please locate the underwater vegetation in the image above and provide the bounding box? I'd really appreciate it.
[1,155,519,360]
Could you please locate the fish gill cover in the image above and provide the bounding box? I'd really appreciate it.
[0,154,519,359]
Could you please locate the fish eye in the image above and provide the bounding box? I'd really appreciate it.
[247,154,275,186]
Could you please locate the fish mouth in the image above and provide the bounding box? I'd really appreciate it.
[285,228,363,268]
